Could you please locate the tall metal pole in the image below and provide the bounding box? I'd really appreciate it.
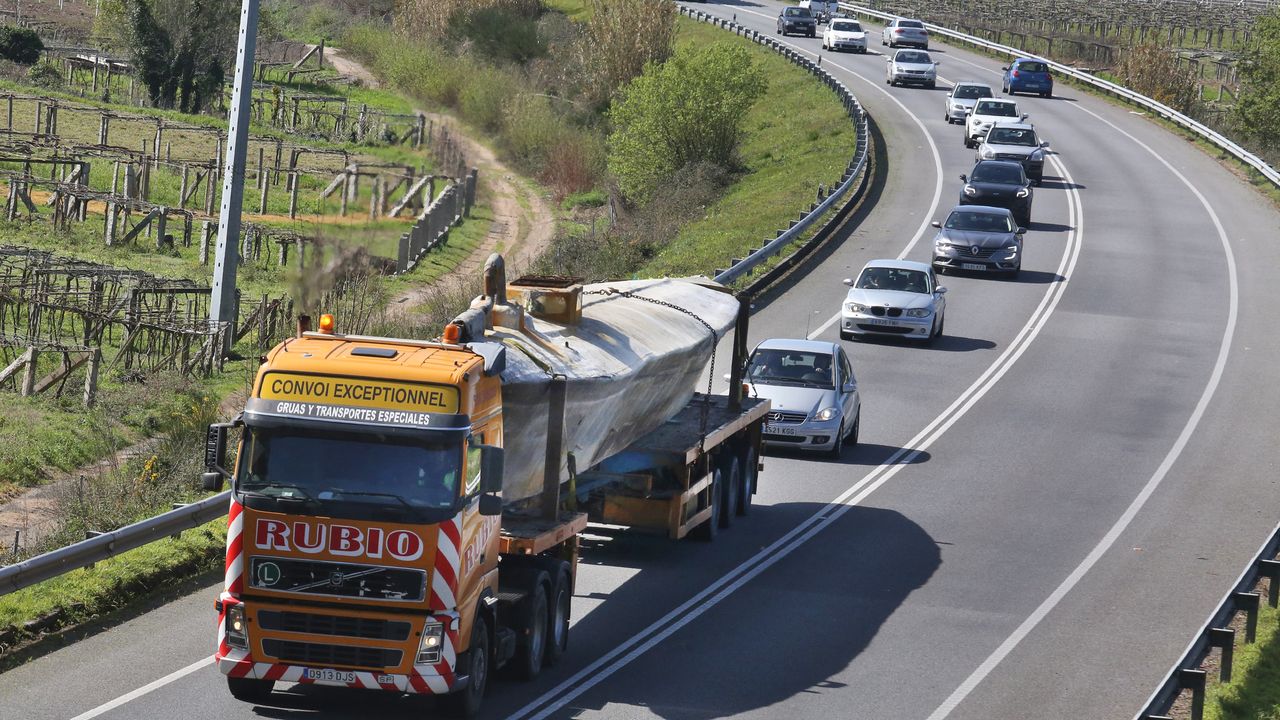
[209,0,260,349]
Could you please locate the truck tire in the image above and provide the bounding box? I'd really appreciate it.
[513,579,549,681]
[442,615,489,718]
[693,466,722,541]
[543,563,572,665]
[737,443,757,516]
[719,455,740,529]
[226,677,274,704]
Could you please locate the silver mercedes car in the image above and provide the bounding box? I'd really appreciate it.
[745,338,861,457]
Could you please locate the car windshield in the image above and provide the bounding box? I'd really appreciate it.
[975,101,1017,116]
[971,163,1025,184]
[1017,61,1049,73]
[954,85,993,99]
[899,20,924,28]
[237,427,462,521]
[856,266,930,293]
[785,7,811,16]
[897,51,930,63]
[831,21,861,31]
[748,349,834,389]
[945,210,1014,232]
[987,127,1038,146]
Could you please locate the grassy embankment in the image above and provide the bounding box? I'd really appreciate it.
[1204,584,1280,719]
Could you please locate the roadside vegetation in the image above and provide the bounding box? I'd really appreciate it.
[1203,581,1280,719]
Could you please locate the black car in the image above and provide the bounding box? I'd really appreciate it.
[958,160,1033,227]
[777,6,817,37]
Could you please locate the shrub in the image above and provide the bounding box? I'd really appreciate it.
[0,25,43,65]
[1233,8,1280,154]
[608,43,766,203]
[460,65,521,132]
[578,0,675,106]
[1114,44,1199,115]
[450,6,546,64]
[27,58,63,89]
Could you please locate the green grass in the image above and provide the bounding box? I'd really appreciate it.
[640,18,853,279]
[0,394,130,496]
[1206,591,1280,719]
[542,0,593,21]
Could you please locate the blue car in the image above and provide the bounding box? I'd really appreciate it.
[1002,58,1053,97]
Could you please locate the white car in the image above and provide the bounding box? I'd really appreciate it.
[840,260,947,344]
[964,98,1026,148]
[881,17,929,49]
[886,49,938,88]
[943,82,994,124]
[822,18,868,53]
[800,0,838,22]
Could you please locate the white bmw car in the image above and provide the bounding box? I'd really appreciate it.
[840,259,947,344]
[822,18,868,53]
[964,98,1026,148]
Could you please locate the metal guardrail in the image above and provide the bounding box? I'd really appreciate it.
[678,7,871,286]
[1135,521,1280,720]
[838,2,1280,188]
[0,8,874,599]
[0,491,231,596]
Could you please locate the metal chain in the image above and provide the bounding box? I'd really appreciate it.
[584,289,717,454]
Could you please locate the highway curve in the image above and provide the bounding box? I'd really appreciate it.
[4,3,1280,719]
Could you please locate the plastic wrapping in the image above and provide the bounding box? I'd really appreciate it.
[490,277,738,508]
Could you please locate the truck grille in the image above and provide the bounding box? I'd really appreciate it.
[258,610,412,641]
[262,639,402,670]
[250,556,427,603]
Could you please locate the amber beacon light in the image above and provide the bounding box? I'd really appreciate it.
[318,314,336,334]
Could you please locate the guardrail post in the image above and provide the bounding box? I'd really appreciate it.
[1179,668,1206,720]
[1210,627,1235,682]
[1259,559,1280,607]
[1236,591,1261,643]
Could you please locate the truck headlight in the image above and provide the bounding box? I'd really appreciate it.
[905,308,931,318]
[225,605,247,648]
[417,622,444,664]
[814,408,839,422]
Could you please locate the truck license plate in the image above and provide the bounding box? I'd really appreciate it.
[304,668,357,684]
[961,263,986,271]
[766,425,797,435]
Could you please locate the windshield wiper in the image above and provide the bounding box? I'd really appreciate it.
[239,485,322,510]
[333,490,421,515]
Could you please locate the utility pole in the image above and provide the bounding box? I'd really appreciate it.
[209,0,260,352]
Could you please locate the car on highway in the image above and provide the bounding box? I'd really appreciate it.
[840,259,947,345]
[931,205,1025,278]
[964,97,1025,148]
[976,123,1048,184]
[959,159,1034,226]
[886,49,938,88]
[777,6,817,37]
[943,82,994,124]
[746,338,860,457]
[800,0,838,23]
[822,18,868,53]
[881,17,929,48]
[1002,57,1054,97]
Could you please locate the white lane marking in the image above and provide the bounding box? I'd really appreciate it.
[925,105,1239,720]
[67,656,212,720]
[506,105,1088,720]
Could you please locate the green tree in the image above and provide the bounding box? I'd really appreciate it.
[607,43,766,203]
[0,25,44,65]
[1234,8,1280,154]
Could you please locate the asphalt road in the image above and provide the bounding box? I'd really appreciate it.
[5,4,1280,719]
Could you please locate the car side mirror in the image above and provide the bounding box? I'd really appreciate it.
[1016,227,1027,235]
[965,108,973,115]
[1020,113,1029,120]
[959,174,967,182]
[479,445,504,494]
[478,494,502,516]
[843,277,854,286]
[1001,66,1009,71]
[1041,141,1050,148]
[843,382,856,393]
[936,287,948,294]
[931,221,942,228]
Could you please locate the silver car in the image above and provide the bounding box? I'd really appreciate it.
[944,82,994,124]
[930,205,1024,278]
[840,259,947,344]
[976,122,1048,184]
[887,49,938,88]
[882,17,929,49]
[746,339,860,457]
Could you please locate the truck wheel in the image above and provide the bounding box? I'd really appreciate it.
[226,677,274,704]
[513,580,548,681]
[694,467,722,541]
[544,565,572,665]
[719,455,740,529]
[737,444,757,516]
[442,615,489,718]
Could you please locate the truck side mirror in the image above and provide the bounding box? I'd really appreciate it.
[203,422,238,491]
[478,494,502,517]
[479,445,504,494]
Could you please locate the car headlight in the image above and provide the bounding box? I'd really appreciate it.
[1030,148,1044,160]
[417,622,444,664]
[963,185,977,196]
[980,147,996,158]
[844,302,867,314]
[814,407,839,422]
[1004,244,1020,253]
[905,308,931,318]
[1016,188,1030,198]
[225,604,247,648]
[952,103,966,112]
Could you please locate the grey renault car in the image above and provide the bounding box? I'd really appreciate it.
[976,122,1048,184]
[931,205,1025,278]
[744,338,860,457]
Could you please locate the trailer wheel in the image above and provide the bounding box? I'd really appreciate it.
[693,466,722,541]
[545,564,572,665]
[513,579,549,681]
[442,615,489,718]
[737,443,757,516]
[719,455,740,529]
[226,677,274,704]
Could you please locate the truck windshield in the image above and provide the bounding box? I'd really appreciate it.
[236,427,462,522]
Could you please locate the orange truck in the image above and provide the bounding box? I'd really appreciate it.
[203,263,768,716]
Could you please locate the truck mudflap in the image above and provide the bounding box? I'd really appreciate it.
[215,597,463,695]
